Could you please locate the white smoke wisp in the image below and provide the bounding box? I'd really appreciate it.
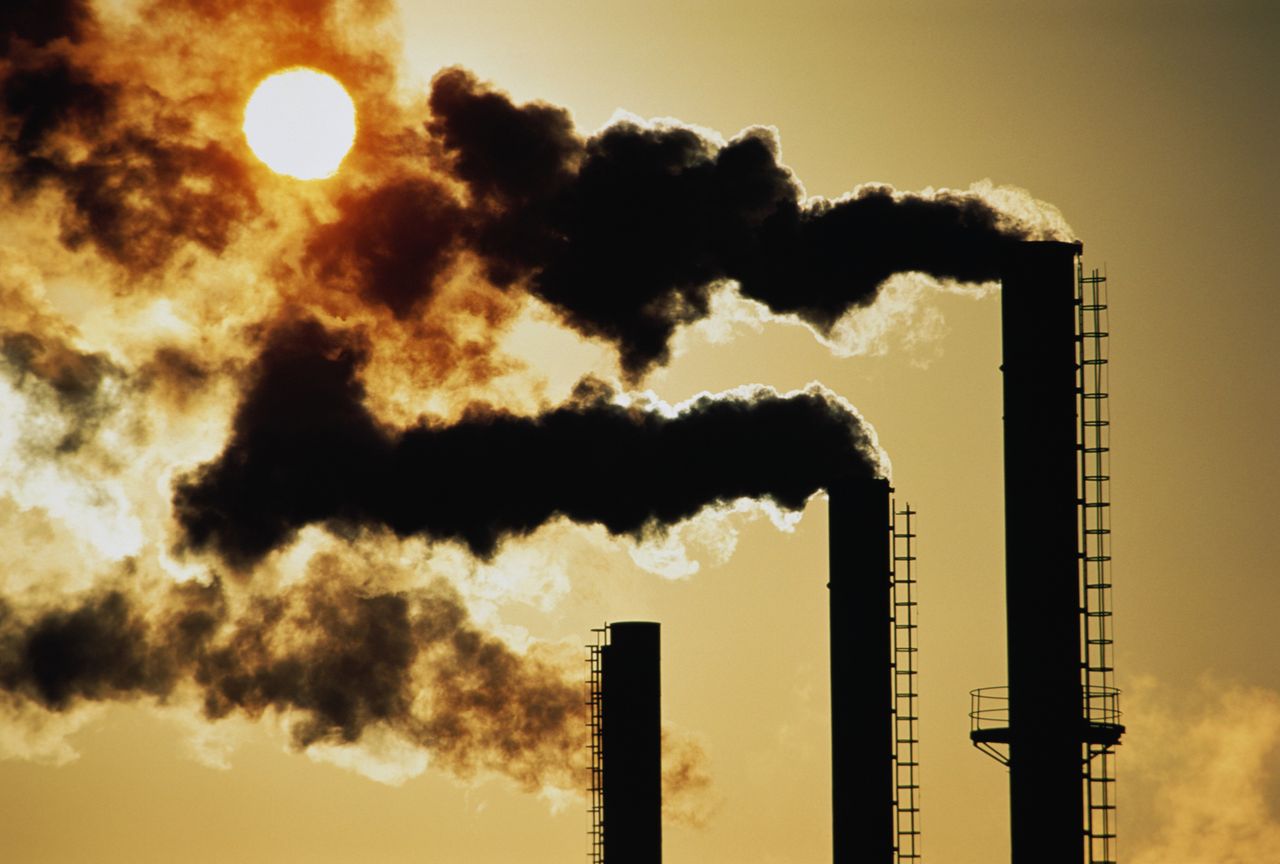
[0,697,103,766]
[627,497,803,581]
[964,178,1076,242]
[673,273,997,371]
[305,723,431,786]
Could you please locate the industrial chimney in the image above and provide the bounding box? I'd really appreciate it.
[828,477,894,864]
[1000,240,1084,864]
[589,621,662,864]
[967,240,1123,864]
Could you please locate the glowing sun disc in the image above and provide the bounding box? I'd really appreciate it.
[243,68,356,180]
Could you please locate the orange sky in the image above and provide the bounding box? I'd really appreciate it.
[2,2,1278,862]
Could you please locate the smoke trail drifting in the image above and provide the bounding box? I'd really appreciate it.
[0,50,257,273]
[0,567,583,789]
[174,318,883,567]
[426,67,1063,376]
[0,0,1073,798]
[1,1,95,52]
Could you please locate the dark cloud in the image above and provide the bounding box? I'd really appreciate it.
[0,52,258,274]
[0,572,582,788]
[428,66,581,207]
[0,590,175,710]
[304,178,467,318]
[0,0,94,52]
[59,132,258,271]
[173,318,880,567]
[424,72,1026,376]
[0,55,116,187]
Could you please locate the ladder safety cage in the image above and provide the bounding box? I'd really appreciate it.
[892,502,922,862]
[586,626,607,864]
[1077,261,1121,864]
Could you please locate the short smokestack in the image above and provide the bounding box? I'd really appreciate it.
[602,621,662,864]
[828,477,893,864]
[999,240,1084,864]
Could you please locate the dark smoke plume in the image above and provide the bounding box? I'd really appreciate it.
[174,318,880,567]
[304,178,467,318]
[0,50,257,273]
[0,0,94,52]
[0,571,583,789]
[426,68,1034,376]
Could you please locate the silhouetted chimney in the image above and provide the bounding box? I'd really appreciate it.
[1000,240,1084,864]
[602,621,662,864]
[828,477,893,864]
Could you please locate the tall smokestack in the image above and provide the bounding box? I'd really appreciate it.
[602,621,662,864]
[999,239,1084,864]
[828,477,893,864]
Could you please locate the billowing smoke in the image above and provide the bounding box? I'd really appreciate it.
[0,0,1070,381]
[173,318,882,567]
[0,0,1066,805]
[1,1,94,52]
[426,67,1054,375]
[0,50,257,273]
[0,567,583,790]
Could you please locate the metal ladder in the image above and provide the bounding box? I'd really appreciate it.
[892,503,922,862]
[586,627,607,864]
[1077,264,1118,864]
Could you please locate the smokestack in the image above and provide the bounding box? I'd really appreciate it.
[601,621,662,864]
[828,477,893,864]
[999,239,1084,864]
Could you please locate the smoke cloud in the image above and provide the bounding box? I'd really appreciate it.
[1,1,95,52]
[0,565,583,790]
[173,318,883,567]
[427,67,1064,376]
[0,0,1070,804]
[1,50,258,274]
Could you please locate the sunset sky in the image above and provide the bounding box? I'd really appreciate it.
[1,2,1278,862]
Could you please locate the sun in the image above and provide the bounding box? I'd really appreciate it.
[243,68,356,180]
